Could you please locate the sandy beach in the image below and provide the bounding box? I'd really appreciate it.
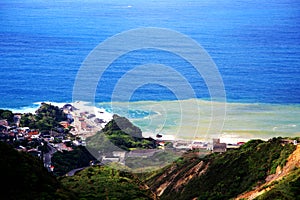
[67,101,113,138]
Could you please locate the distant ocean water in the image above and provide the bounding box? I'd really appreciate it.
[1,0,299,140]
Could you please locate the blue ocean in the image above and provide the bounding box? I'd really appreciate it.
[1,0,299,140]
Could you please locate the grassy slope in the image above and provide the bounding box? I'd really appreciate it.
[86,114,157,152]
[146,138,297,200]
[255,167,300,200]
[52,146,98,176]
[1,137,299,200]
[59,165,155,200]
[0,142,74,200]
[0,141,153,200]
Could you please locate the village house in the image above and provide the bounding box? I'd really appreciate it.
[59,121,70,129]
[81,121,87,130]
[13,114,22,127]
[113,151,126,163]
[0,119,8,126]
[281,139,299,145]
[207,138,227,153]
[27,129,40,139]
[62,104,74,114]
[226,143,240,149]
[101,156,120,164]
[294,140,298,145]
[94,118,106,124]
[213,143,227,153]
[154,134,175,142]
[27,149,42,158]
[173,140,192,150]
[190,141,208,150]
[0,125,8,133]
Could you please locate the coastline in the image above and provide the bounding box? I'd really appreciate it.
[70,101,113,137]
[1,99,299,143]
[97,99,300,142]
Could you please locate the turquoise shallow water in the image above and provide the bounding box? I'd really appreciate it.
[99,99,300,142]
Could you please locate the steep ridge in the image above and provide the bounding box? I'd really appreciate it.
[236,144,300,200]
[146,138,298,200]
[154,156,208,196]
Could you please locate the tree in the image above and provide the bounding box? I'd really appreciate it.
[0,109,14,123]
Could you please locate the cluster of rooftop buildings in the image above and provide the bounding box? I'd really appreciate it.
[0,105,90,171]
[154,134,245,153]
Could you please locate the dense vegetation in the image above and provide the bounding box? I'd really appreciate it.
[0,109,14,123]
[0,141,74,200]
[59,165,155,200]
[1,136,299,200]
[52,146,98,176]
[20,103,67,131]
[0,141,152,200]
[147,138,297,200]
[255,167,300,200]
[125,150,179,172]
[87,114,157,152]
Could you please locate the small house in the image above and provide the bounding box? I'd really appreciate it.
[59,121,70,129]
[0,120,8,126]
[213,143,227,153]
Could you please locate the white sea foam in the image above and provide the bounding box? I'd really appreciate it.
[34,101,71,109]
[94,107,113,123]
[1,102,41,114]
[9,106,38,114]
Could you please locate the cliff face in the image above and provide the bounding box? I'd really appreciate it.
[146,138,299,200]
[149,157,210,197]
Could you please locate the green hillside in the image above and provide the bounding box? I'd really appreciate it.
[0,142,74,200]
[86,114,157,152]
[0,137,299,200]
[255,167,300,200]
[0,109,14,123]
[59,165,155,200]
[20,103,67,131]
[146,138,298,200]
[51,146,98,176]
